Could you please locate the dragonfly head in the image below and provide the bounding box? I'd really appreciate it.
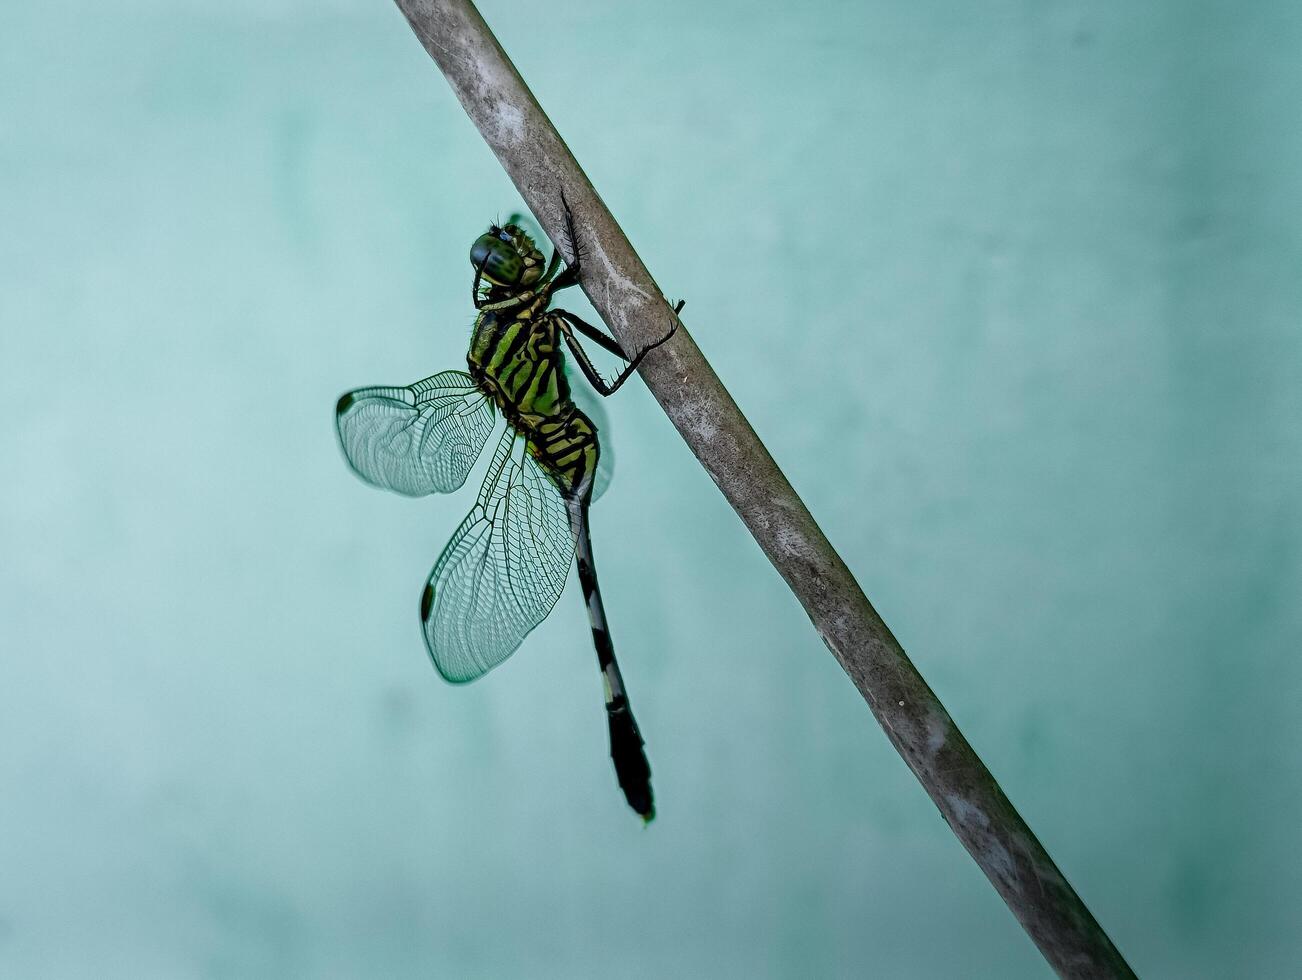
[470,221,546,287]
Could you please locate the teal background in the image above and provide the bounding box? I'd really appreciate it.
[2,1,1300,976]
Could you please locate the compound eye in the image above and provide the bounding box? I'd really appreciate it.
[470,233,524,285]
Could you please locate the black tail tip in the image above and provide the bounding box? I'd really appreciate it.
[607,703,655,822]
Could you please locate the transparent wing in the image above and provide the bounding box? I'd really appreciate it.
[565,362,614,502]
[421,427,579,683]
[336,371,495,496]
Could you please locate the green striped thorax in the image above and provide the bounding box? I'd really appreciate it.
[469,222,546,287]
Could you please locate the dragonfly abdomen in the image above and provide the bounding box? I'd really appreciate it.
[526,409,600,501]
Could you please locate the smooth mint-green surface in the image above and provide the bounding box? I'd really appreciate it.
[3,2,1300,977]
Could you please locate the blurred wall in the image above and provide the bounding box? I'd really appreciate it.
[1,1,1299,976]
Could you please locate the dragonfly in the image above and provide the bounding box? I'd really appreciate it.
[335,198,681,821]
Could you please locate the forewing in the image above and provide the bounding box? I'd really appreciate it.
[421,428,578,683]
[336,371,494,496]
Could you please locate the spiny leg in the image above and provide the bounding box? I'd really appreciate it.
[471,256,526,312]
[567,496,654,821]
[553,309,628,358]
[556,302,684,396]
[546,191,585,293]
[471,256,490,309]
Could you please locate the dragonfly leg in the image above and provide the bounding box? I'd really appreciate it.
[559,301,685,358]
[558,304,682,396]
[553,309,628,359]
[559,188,586,269]
[558,319,614,394]
[471,256,490,309]
[546,190,585,293]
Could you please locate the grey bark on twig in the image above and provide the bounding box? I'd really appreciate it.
[389,1,1137,976]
